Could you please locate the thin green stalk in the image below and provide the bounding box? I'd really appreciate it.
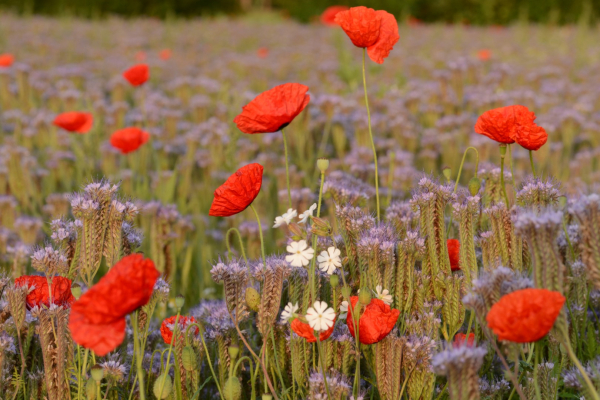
[499,145,510,206]
[269,329,289,399]
[225,227,248,264]
[446,146,480,237]
[186,323,225,400]
[157,311,180,398]
[534,344,542,400]
[309,171,326,305]
[249,204,266,264]
[315,333,332,400]
[132,312,147,400]
[560,327,600,400]
[281,129,292,209]
[509,144,517,190]
[529,150,537,178]
[362,48,380,221]
[386,151,395,207]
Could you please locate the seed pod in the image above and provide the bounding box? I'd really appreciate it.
[317,158,329,173]
[153,373,173,399]
[85,378,97,400]
[358,288,371,305]
[90,365,104,382]
[182,346,197,371]
[228,344,240,362]
[330,274,339,288]
[468,177,481,196]
[442,166,452,181]
[223,377,242,400]
[245,287,260,312]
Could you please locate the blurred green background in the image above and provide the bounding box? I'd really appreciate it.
[0,0,597,25]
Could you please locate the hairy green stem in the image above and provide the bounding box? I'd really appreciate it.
[281,129,292,209]
[249,204,266,264]
[362,48,380,221]
[529,150,537,179]
[225,227,248,264]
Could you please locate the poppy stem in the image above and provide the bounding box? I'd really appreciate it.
[225,227,248,265]
[362,48,380,222]
[249,204,266,264]
[315,333,333,400]
[158,311,180,399]
[529,150,537,179]
[281,129,292,210]
[132,311,148,400]
[560,326,600,400]
[499,145,510,206]
[446,146,480,237]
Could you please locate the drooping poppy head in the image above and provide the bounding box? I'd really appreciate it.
[447,239,460,271]
[160,316,199,344]
[475,105,548,150]
[478,49,491,61]
[159,49,172,60]
[68,254,159,356]
[123,64,149,86]
[347,296,400,344]
[257,47,269,58]
[290,318,335,343]
[209,163,263,217]
[453,332,475,348]
[15,275,75,309]
[335,7,381,48]
[233,83,310,134]
[0,53,14,68]
[320,6,349,26]
[110,127,150,154]
[486,288,565,343]
[53,112,93,134]
[366,10,400,64]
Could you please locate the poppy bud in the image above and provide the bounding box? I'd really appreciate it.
[245,287,260,312]
[442,166,451,181]
[359,289,371,305]
[71,283,82,300]
[182,345,197,371]
[91,365,104,382]
[468,177,481,196]
[341,286,352,298]
[223,376,242,400]
[311,217,332,237]
[175,295,185,309]
[153,373,172,399]
[288,223,305,239]
[330,274,339,288]
[262,396,273,400]
[317,158,330,173]
[86,378,97,399]
[228,344,240,362]
[499,144,507,156]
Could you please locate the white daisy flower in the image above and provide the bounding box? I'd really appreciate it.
[285,240,314,267]
[375,285,393,306]
[280,302,299,323]
[273,208,298,228]
[339,300,349,320]
[317,247,341,275]
[298,203,317,224]
[305,301,336,332]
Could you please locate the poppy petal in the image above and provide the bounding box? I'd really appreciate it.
[367,10,399,64]
[209,163,263,217]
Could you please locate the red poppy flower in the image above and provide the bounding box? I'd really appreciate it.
[123,64,149,86]
[109,127,150,154]
[159,49,172,60]
[257,47,269,58]
[209,163,263,217]
[334,7,399,64]
[453,332,475,348]
[0,53,14,68]
[475,105,548,150]
[53,112,93,134]
[15,275,75,309]
[68,254,159,356]
[160,316,199,344]
[346,296,400,344]
[478,49,491,61]
[486,288,565,343]
[447,239,460,271]
[320,6,349,26]
[290,318,335,343]
[233,83,310,134]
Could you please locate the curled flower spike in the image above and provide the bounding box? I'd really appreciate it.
[160,316,199,345]
[53,112,93,134]
[209,163,263,217]
[285,240,314,267]
[123,64,149,86]
[280,302,299,323]
[475,105,548,150]
[273,208,297,228]
[291,318,335,343]
[0,53,14,67]
[347,296,399,344]
[447,239,460,271]
[305,301,336,332]
[233,83,310,134]
[486,288,565,343]
[317,247,341,275]
[68,254,159,356]
[335,6,400,64]
[15,276,75,309]
[320,6,349,26]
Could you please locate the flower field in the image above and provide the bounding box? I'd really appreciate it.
[1,7,600,399]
